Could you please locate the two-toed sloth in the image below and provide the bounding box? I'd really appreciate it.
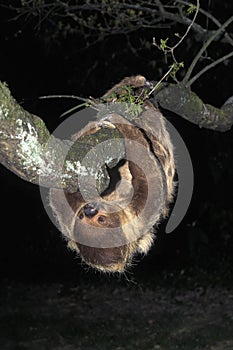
[50,75,176,273]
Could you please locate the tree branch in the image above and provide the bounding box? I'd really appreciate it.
[0,82,125,192]
[188,50,233,86]
[8,1,233,46]
[175,0,233,47]
[155,84,233,131]
[183,16,233,84]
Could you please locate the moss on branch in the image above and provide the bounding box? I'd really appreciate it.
[0,82,125,193]
[156,84,233,132]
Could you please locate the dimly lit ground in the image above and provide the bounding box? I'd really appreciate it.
[1,280,233,350]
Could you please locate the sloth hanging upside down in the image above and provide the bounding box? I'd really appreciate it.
[49,75,176,273]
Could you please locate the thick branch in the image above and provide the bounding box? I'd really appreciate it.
[0,82,125,192]
[155,84,233,132]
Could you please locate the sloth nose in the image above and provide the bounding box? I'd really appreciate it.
[84,204,98,218]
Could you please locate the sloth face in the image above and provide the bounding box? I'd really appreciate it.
[72,200,155,273]
[50,169,159,273]
[74,202,130,272]
[77,202,123,228]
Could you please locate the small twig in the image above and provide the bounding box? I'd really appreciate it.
[38,94,100,117]
[171,0,200,52]
[148,65,175,97]
[152,0,199,81]
[59,103,89,118]
[160,0,200,64]
[38,94,90,103]
[183,15,233,84]
[176,0,233,46]
[188,50,233,86]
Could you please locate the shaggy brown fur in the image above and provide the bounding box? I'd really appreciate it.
[50,75,175,273]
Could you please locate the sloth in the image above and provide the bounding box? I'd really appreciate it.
[50,75,176,273]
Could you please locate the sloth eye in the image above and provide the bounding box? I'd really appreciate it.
[79,213,84,220]
[97,216,105,224]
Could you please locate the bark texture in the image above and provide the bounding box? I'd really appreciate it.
[155,83,233,132]
[0,82,125,192]
[1,79,232,194]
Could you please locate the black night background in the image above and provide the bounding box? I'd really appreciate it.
[0,1,233,349]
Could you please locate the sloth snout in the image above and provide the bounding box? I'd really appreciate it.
[84,204,98,218]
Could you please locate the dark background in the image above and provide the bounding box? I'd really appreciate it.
[0,0,233,286]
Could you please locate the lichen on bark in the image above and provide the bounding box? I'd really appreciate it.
[0,82,125,193]
[1,79,232,194]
